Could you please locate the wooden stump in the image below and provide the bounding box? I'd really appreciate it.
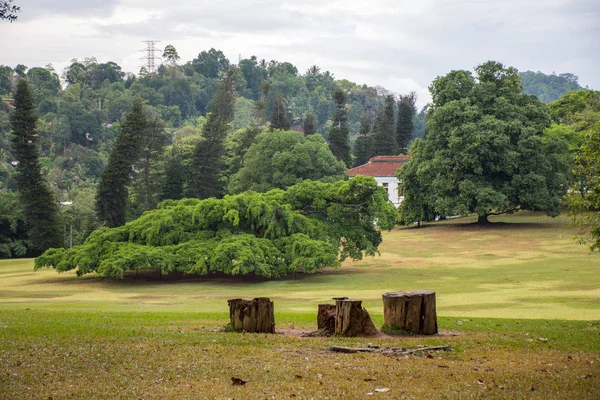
[317,304,336,334]
[227,297,275,333]
[334,299,378,337]
[382,290,437,335]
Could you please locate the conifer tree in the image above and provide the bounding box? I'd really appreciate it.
[353,112,375,166]
[373,94,398,155]
[190,67,237,199]
[10,79,63,255]
[303,112,316,135]
[327,87,352,166]
[397,92,416,154]
[96,98,148,227]
[270,93,290,130]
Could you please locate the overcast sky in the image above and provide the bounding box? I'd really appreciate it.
[1,0,598,107]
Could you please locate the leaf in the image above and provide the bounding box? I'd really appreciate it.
[231,377,246,386]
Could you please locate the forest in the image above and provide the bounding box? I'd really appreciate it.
[0,45,597,264]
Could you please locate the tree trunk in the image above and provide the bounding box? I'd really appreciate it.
[477,214,490,224]
[317,304,336,334]
[227,298,275,333]
[382,291,437,335]
[334,299,378,337]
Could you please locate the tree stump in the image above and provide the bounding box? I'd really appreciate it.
[317,304,336,334]
[382,290,437,335]
[227,297,275,333]
[334,299,378,337]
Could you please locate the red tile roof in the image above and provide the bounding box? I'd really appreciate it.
[347,155,410,177]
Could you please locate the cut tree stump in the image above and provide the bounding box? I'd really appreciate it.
[334,299,378,337]
[227,297,275,333]
[317,304,337,334]
[382,290,437,335]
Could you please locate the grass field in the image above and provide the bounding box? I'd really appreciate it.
[1,212,599,399]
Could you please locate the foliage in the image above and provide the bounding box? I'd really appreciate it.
[10,80,63,255]
[0,190,27,257]
[303,112,316,136]
[327,87,351,166]
[373,94,397,156]
[35,176,396,278]
[0,0,19,22]
[400,61,571,224]
[228,130,347,194]
[520,70,583,103]
[270,93,290,130]
[396,92,416,154]
[95,98,148,227]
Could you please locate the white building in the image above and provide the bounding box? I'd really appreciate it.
[347,156,410,207]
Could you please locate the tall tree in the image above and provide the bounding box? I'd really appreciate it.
[162,44,180,67]
[399,61,570,225]
[373,94,398,155]
[396,92,416,154]
[327,87,352,166]
[270,93,290,130]
[96,98,148,227]
[353,112,375,166]
[303,112,316,135]
[190,68,237,199]
[10,80,63,255]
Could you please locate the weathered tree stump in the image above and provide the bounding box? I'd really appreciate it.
[227,297,275,333]
[382,290,437,335]
[334,299,378,337]
[317,304,337,334]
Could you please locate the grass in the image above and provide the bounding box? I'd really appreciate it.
[0,212,599,398]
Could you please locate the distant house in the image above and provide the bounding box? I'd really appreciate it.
[346,155,410,207]
[2,98,15,107]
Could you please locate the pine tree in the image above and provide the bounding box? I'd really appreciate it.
[397,92,416,154]
[96,98,148,227]
[353,112,375,166]
[303,112,316,135]
[327,87,352,166]
[10,79,63,255]
[190,67,237,199]
[373,94,398,156]
[161,147,186,201]
[270,93,290,130]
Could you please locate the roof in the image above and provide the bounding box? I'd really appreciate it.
[346,155,410,177]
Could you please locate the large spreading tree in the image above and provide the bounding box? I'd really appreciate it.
[10,80,63,254]
[36,177,397,279]
[398,61,570,225]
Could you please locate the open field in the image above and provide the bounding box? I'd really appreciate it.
[1,212,599,398]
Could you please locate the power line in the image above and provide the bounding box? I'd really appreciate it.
[141,40,161,74]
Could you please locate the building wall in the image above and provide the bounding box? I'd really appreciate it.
[374,176,403,207]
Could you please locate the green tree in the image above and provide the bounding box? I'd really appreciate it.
[0,190,27,257]
[353,112,375,166]
[36,176,396,279]
[162,44,180,67]
[400,61,570,224]
[303,112,316,135]
[228,130,347,194]
[396,92,416,154]
[189,68,237,199]
[327,87,352,166]
[10,80,63,255]
[520,71,583,103]
[270,93,290,130]
[189,48,230,79]
[96,98,148,227]
[373,94,397,155]
[0,0,19,22]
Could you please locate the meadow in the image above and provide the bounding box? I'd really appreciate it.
[1,212,599,399]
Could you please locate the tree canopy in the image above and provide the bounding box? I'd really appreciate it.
[35,176,396,279]
[399,61,570,225]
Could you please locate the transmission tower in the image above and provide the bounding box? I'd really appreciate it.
[141,40,161,74]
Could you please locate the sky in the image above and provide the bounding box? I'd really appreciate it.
[1,0,598,108]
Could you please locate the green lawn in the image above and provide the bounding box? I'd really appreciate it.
[0,212,599,399]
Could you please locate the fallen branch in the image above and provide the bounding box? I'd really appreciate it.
[329,345,452,355]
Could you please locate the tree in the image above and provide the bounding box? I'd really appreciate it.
[189,68,237,199]
[10,80,63,255]
[270,93,290,130]
[327,87,352,166]
[96,98,148,227]
[189,48,230,79]
[228,130,347,194]
[396,92,416,154]
[569,122,600,251]
[162,45,180,67]
[373,94,397,155]
[353,112,375,166]
[520,71,583,103]
[36,176,396,279]
[0,0,19,22]
[303,112,316,135]
[400,61,570,225]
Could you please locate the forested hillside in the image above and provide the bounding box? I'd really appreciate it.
[520,70,584,103]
